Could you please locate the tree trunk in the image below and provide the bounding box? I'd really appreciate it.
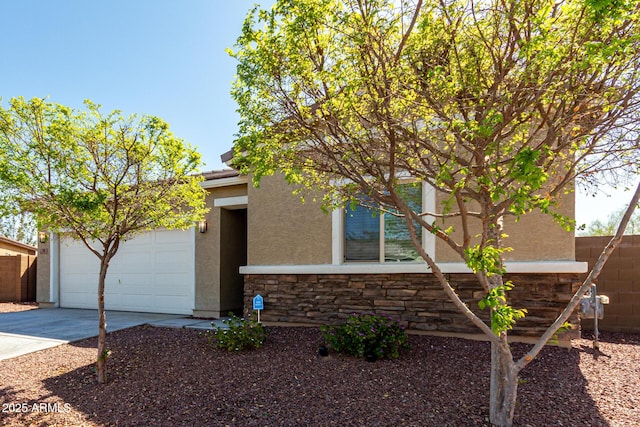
[489,338,519,427]
[96,260,108,384]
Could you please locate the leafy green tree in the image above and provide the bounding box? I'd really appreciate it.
[229,1,640,425]
[0,212,37,246]
[0,97,207,383]
[580,206,640,235]
[0,175,35,244]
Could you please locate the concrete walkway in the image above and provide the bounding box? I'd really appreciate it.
[0,308,227,361]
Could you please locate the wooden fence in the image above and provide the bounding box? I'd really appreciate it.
[0,255,37,302]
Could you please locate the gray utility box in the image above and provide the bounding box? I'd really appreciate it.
[579,288,610,320]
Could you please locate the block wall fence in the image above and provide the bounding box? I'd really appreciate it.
[576,235,640,333]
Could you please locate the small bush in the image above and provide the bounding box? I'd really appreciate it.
[207,313,268,351]
[321,313,410,360]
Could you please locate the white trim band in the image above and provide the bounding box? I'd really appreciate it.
[201,175,248,189]
[240,261,588,275]
[214,195,248,209]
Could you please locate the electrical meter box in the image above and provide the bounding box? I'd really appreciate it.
[579,293,609,320]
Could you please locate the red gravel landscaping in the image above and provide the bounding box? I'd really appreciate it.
[0,302,39,313]
[0,323,638,426]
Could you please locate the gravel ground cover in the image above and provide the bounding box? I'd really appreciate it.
[0,315,638,427]
[0,302,39,313]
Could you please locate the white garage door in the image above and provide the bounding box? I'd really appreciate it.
[59,229,194,314]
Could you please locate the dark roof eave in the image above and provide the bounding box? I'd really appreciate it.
[0,235,37,252]
[200,169,241,181]
[220,149,234,165]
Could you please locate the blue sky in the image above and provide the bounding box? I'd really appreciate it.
[1,0,636,227]
[1,0,266,170]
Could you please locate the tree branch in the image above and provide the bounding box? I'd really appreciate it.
[516,177,640,370]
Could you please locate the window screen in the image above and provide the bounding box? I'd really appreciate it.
[345,204,380,261]
[384,184,422,261]
[344,183,423,262]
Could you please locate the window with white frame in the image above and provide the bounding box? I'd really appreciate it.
[344,183,425,262]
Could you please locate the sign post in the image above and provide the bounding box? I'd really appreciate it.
[252,294,264,323]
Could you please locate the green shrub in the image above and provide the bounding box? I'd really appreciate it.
[207,313,268,351]
[321,313,410,360]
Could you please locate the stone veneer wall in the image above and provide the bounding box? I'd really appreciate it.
[244,273,582,338]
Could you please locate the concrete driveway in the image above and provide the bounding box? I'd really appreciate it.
[0,308,202,361]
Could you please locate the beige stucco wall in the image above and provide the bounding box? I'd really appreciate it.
[36,236,54,307]
[36,249,49,303]
[247,174,332,265]
[435,189,576,262]
[194,184,247,317]
[246,175,575,265]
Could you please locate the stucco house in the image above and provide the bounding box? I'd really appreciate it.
[36,159,587,339]
[36,169,247,318]
[0,235,37,256]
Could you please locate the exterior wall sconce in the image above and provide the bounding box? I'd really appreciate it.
[38,231,48,243]
[198,220,208,233]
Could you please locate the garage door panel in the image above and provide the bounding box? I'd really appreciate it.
[110,282,153,294]
[105,293,123,308]
[104,284,122,296]
[116,251,154,272]
[59,230,194,314]
[156,242,191,251]
[156,229,189,243]
[156,286,191,297]
[60,251,99,274]
[155,295,191,313]
[155,273,189,290]
[62,274,96,289]
[62,291,96,309]
[114,294,153,309]
[155,253,191,273]
[118,274,153,287]
[120,232,153,247]
[105,276,120,287]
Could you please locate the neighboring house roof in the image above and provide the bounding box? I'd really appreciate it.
[201,169,240,181]
[0,235,37,255]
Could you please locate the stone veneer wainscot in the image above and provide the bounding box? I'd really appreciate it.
[243,272,582,339]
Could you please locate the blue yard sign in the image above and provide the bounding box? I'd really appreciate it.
[253,294,264,311]
[253,294,264,324]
